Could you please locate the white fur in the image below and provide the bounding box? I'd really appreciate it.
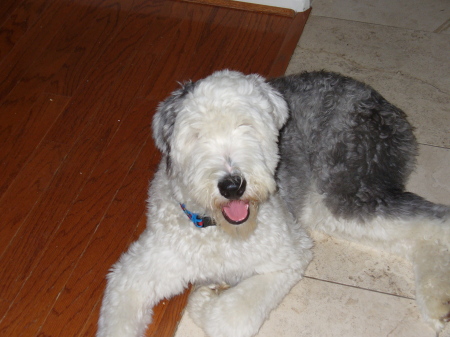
[97,70,449,336]
[302,190,450,330]
[97,70,312,337]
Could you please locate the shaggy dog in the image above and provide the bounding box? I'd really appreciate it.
[97,70,449,337]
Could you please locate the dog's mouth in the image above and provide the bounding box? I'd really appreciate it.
[221,200,250,225]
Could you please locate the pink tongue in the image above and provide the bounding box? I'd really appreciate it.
[222,200,249,223]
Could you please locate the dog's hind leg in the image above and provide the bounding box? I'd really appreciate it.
[188,269,305,337]
[302,190,450,331]
[97,232,189,337]
[412,237,450,331]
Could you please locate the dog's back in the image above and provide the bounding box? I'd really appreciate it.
[271,71,449,222]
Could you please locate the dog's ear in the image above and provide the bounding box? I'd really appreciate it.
[152,81,196,155]
[250,74,289,130]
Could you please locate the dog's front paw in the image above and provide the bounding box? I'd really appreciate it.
[188,284,263,337]
[188,285,219,323]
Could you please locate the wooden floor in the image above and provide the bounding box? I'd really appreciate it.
[0,0,309,336]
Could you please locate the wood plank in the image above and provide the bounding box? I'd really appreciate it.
[0,12,155,313]
[0,97,69,257]
[79,209,151,337]
[267,8,311,78]
[46,0,138,96]
[3,1,185,334]
[0,0,134,143]
[0,0,310,336]
[0,0,71,100]
[0,2,148,259]
[181,0,295,17]
[0,0,52,61]
[142,2,290,100]
[0,93,69,197]
[0,0,25,26]
[141,1,309,99]
[177,10,287,76]
[36,101,160,336]
[0,98,154,336]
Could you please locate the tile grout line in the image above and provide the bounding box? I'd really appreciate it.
[304,275,416,301]
[417,142,450,151]
[434,18,450,33]
[311,13,450,35]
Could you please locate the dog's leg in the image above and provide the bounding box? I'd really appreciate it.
[364,215,450,331]
[188,269,303,337]
[302,190,450,331]
[411,229,450,331]
[97,234,188,337]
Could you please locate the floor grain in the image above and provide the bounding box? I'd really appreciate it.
[0,0,309,336]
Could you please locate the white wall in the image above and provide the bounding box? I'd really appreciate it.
[232,0,311,12]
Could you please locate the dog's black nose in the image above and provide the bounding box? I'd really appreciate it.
[218,175,246,200]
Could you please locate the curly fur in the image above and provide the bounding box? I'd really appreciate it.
[97,70,450,337]
[272,72,448,220]
[97,70,313,337]
[272,71,450,330]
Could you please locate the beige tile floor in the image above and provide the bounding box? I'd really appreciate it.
[175,0,450,336]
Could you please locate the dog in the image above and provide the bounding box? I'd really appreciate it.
[97,70,449,337]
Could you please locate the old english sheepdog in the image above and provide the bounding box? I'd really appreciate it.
[97,70,450,337]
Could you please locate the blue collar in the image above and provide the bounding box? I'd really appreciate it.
[180,204,216,228]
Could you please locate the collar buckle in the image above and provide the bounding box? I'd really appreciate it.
[180,204,216,228]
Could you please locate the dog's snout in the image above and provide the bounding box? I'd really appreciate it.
[218,175,246,200]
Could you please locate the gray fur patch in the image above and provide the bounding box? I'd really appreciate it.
[272,71,450,221]
[152,81,197,156]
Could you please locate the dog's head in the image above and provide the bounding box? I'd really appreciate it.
[152,70,288,237]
